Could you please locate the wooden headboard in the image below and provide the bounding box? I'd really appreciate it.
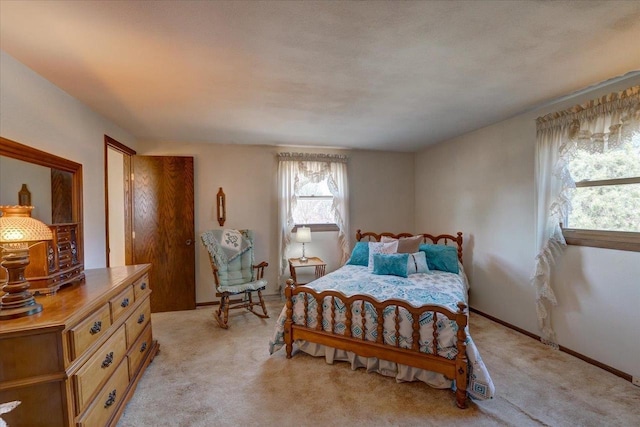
[355,229,464,264]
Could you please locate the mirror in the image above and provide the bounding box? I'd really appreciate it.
[0,136,83,260]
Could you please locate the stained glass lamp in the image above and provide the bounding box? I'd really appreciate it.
[0,206,53,320]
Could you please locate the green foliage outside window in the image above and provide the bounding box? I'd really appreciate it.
[567,135,640,232]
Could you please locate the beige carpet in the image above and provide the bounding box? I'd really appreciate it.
[118,300,640,426]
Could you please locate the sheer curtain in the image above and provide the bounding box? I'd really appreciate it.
[533,85,640,346]
[277,153,350,288]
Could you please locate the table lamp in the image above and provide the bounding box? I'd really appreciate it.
[0,205,53,320]
[296,226,312,263]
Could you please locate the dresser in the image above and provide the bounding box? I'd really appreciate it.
[0,264,159,427]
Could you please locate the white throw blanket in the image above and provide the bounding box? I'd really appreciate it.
[0,401,20,427]
[202,229,252,264]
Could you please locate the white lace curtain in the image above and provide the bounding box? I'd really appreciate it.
[533,85,640,346]
[277,153,350,286]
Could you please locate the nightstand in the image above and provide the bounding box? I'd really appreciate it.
[288,256,326,286]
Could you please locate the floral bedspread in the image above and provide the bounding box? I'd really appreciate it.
[269,264,495,400]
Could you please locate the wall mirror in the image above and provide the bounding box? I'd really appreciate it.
[0,136,85,293]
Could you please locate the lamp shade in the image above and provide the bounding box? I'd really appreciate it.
[295,226,312,243]
[0,206,53,244]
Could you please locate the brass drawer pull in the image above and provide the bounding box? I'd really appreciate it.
[120,298,130,308]
[101,351,114,368]
[140,341,147,352]
[104,389,117,408]
[90,321,102,335]
[137,313,145,324]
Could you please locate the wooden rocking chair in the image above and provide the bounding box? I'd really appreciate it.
[200,229,269,328]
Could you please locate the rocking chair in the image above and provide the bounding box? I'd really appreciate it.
[200,229,269,328]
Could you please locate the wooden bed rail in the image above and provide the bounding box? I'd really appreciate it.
[355,230,464,264]
[283,279,469,408]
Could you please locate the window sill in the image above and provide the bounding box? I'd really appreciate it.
[562,228,640,252]
[292,224,339,233]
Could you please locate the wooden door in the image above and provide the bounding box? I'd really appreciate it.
[132,156,195,312]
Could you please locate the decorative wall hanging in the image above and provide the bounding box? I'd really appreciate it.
[18,184,31,206]
[216,187,226,226]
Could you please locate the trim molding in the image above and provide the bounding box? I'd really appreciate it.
[469,307,632,383]
[563,228,640,252]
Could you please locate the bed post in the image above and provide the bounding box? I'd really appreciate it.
[284,279,295,359]
[455,301,469,409]
[456,232,463,265]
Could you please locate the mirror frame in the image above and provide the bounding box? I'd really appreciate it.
[0,136,84,262]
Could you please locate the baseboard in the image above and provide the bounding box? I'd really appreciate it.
[469,307,632,383]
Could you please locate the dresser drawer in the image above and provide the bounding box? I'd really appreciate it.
[76,360,129,427]
[73,326,127,414]
[125,297,151,347]
[127,323,153,380]
[69,304,112,360]
[133,273,150,300]
[109,286,134,322]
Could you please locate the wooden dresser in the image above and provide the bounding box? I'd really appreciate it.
[0,264,159,427]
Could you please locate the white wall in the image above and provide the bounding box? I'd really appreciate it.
[107,148,126,266]
[137,140,415,302]
[0,156,52,223]
[415,75,640,377]
[0,50,137,268]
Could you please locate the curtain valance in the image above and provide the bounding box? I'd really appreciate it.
[277,152,349,163]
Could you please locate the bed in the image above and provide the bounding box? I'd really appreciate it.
[269,230,494,408]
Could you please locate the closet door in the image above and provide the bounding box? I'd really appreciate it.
[132,156,196,312]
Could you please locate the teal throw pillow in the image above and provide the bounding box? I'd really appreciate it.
[419,244,459,274]
[346,241,369,266]
[372,253,409,278]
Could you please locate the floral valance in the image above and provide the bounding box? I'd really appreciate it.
[277,152,349,163]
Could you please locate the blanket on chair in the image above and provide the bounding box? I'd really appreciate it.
[202,229,252,264]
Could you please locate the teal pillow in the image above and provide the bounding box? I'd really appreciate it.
[419,244,459,274]
[346,241,369,266]
[372,253,409,278]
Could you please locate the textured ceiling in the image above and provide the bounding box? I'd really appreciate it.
[1,1,640,152]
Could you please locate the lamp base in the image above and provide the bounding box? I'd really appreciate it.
[0,300,43,320]
[0,248,42,320]
[299,256,308,263]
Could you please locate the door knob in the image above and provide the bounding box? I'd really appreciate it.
[186,239,192,246]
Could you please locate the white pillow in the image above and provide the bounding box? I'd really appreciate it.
[406,251,429,275]
[368,241,398,271]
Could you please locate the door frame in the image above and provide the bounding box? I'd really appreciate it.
[104,135,136,267]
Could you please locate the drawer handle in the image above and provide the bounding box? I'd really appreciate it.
[104,389,117,408]
[140,341,148,352]
[121,298,130,308]
[140,282,147,290]
[137,313,145,324]
[101,351,114,368]
[90,321,102,335]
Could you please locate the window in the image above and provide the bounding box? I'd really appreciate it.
[292,175,337,230]
[534,85,639,346]
[277,152,350,277]
[563,130,640,251]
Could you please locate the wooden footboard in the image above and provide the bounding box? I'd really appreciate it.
[283,280,469,409]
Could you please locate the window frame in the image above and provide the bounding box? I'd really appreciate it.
[563,176,640,252]
[292,193,338,232]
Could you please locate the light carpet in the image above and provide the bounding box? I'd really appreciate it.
[118,300,640,426]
